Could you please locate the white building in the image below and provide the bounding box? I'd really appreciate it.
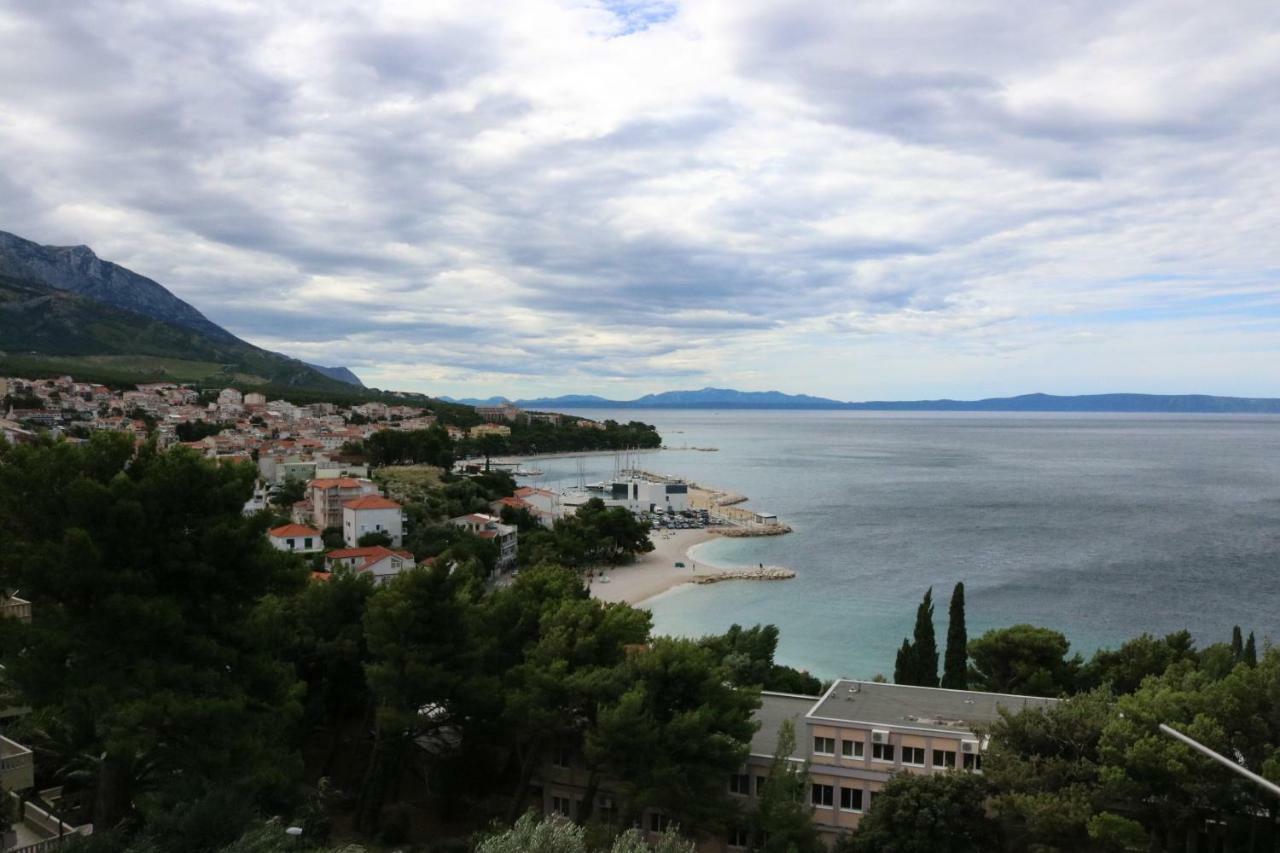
[450,513,519,572]
[325,545,415,585]
[342,495,404,547]
[267,523,324,553]
[561,477,689,515]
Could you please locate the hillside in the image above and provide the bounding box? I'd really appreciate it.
[0,272,353,390]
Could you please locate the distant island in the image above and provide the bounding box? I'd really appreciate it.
[444,388,1280,414]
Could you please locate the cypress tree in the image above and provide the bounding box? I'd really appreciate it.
[894,638,912,684]
[911,587,939,687]
[1244,632,1258,667]
[1231,625,1244,661]
[942,582,968,689]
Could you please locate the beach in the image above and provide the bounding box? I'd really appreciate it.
[588,529,793,606]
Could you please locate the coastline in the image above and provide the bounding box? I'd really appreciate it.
[589,530,792,607]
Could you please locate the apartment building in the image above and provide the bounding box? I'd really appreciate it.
[539,680,1056,851]
[308,477,380,531]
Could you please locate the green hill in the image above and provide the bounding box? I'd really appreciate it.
[0,272,353,391]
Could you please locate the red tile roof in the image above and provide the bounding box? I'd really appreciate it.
[268,523,322,538]
[342,495,401,510]
[310,477,367,490]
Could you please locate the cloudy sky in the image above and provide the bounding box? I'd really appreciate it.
[2,1,1279,400]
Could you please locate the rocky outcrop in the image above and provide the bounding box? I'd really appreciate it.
[717,523,792,537]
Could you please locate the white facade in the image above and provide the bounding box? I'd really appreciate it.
[267,524,324,553]
[342,496,404,547]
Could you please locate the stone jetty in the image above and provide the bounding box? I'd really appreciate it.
[692,566,796,585]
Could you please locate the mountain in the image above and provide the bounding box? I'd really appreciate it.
[0,229,362,387]
[503,387,1280,413]
[440,395,514,406]
[0,271,353,390]
[306,363,365,387]
[0,230,236,341]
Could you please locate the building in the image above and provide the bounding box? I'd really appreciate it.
[475,403,523,423]
[324,545,415,585]
[540,680,1057,850]
[309,477,380,531]
[342,495,404,547]
[217,388,243,406]
[243,392,267,407]
[470,422,511,438]
[267,523,324,554]
[560,477,689,515]
[450,513,518,572]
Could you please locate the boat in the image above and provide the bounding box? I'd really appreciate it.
[512,466,544,477]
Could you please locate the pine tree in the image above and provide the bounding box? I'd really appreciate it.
[1244,632,1258,667]
[911,587,939,687]
[1231,625,1244,661]
[942,582,968,689]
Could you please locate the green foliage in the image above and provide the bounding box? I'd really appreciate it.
[752,720,823,853]
[698,624,823,695]
[942,582,968,689]
[893,587,938,687]
[522,498,653,570]
[586,638,760,835]
[0,434,307,831]
[363,427,453,469]
[474,812,695,853]
[175,419,225,442]
[967,624,1080,697]
[272,476,308,508]
[1086,812,1147,851]
[844,772,998,853]
[456,418,662,458]
[1077,631,1197,695]
[356,530,392,547]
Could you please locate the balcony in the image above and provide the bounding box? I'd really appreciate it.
[0,598,31,624]
[4,791,93,852]
[0,736,33,793]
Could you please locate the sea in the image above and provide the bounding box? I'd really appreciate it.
[517,410,1280,680]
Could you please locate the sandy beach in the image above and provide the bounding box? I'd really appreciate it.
[591,525,788,604]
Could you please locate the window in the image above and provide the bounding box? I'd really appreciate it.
[649,813,671,832]
[840,787,864,812]
[729,829,750,849]
[811,783,834,808]
[729,773,751,795]
[902,746,926,766]
[552,746,572,768]
[872,742,895,762]
[933,749,957,769]
[813,736,836,755]
[841,739,864,759]
[755,775,767,796]
[963,753,983,772]
[304,537,313,549]
[551,796,571,817]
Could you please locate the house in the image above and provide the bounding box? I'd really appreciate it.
[267,523,324,554]
[450,513,518,572]
[324,545,416,585]
[540,679,1057,849]
[342,495,404,547]
[470,422,511,438]
[308,477,380,530]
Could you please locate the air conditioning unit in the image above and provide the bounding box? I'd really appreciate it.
[961,739,979,754]
[871,729,889,744]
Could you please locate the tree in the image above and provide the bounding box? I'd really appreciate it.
[942,582,968,689]
[474,812,695,853]
[699,624,823,696]
[271,476,307,508]
[843,772,998,853]
[752,719,824,853]
[967,624,1079,697]
[894,588,938,687]
[1076,631,1197,695]
[585,638,759,835]
[356,531,392,547]
[1243,631,1257,667]
[1231,625,1244,661]
[0,435,306,833]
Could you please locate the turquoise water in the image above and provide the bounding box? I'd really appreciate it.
[523,410,1280,680]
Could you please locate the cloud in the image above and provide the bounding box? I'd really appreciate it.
[1,0,1278,399]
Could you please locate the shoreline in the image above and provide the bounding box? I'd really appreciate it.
[589,530,793,607]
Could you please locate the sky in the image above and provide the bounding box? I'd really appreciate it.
[2,1,1279,401]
